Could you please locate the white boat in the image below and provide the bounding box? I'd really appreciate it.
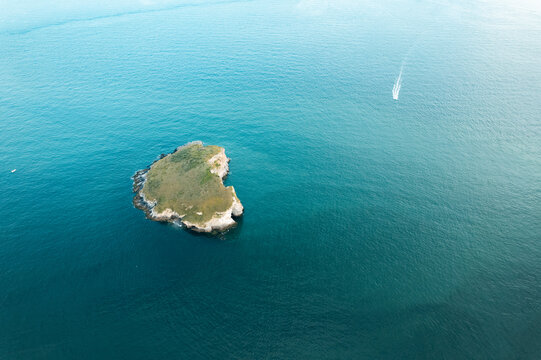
[11,169,16,173]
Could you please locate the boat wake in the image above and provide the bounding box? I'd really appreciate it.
[392,35,424,101]
[392,66,403,100]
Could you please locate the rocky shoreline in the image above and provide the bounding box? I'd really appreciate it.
[132,141,243,233]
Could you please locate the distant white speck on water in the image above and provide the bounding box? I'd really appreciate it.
[11,169,16,173]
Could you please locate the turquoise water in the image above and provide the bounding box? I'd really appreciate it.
[1,0,540,358]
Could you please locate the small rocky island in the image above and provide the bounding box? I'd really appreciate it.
[133,141,243,233]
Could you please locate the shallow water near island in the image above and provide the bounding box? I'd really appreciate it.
[1,0,541,358]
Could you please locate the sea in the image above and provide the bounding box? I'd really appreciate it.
[0,0,540,358]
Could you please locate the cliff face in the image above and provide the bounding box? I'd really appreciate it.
[132,142,243,233]
[181,148,244,232]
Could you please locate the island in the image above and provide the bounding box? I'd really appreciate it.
[133,141,243,233]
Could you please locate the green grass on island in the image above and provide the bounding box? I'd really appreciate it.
[142,142,237,225]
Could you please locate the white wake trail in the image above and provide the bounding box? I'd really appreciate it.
[392,66,403,100]
[391,32,429,101]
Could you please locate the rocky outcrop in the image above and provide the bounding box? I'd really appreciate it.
[132,142,243,233]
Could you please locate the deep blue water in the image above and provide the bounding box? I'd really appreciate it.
[1,0,540,358]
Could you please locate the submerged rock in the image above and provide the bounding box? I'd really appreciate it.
[133,141,243,233]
